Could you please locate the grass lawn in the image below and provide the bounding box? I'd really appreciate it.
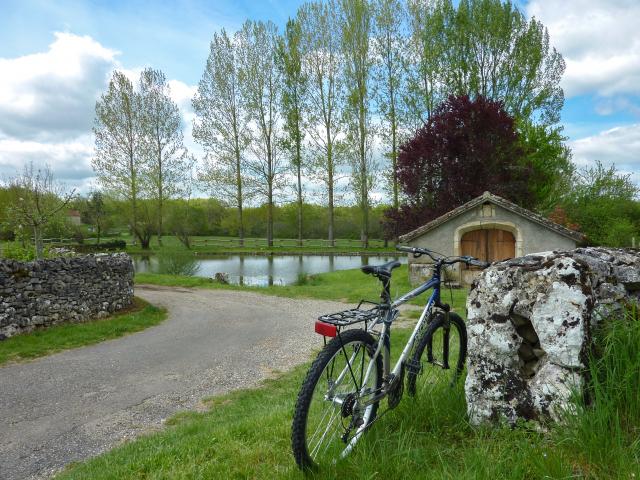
[109,235,396,255]
[0,298,167,366]
[135,265,469,314]
[58,315,640,479]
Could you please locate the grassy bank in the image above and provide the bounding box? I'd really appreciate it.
[77,235,397,255]
[0,298,166,366]
[58,309,640,479]
[135,265,469,313]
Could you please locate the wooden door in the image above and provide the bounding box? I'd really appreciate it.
[461,229,515,267]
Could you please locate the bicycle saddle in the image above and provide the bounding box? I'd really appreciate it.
[360,260,401,279]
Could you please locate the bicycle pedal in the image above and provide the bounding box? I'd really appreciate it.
[405,358,422,376]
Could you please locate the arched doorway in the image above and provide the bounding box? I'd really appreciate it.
[460,228,515,265]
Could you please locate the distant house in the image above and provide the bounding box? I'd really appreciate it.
[67,209,82,226]
[399,191,585,286]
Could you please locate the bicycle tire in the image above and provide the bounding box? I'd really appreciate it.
[291,329,383,470]
[406,312,467,397]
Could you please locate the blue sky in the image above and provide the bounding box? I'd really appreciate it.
[1,0,639,195]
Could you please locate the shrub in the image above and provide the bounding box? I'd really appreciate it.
[1,242,50,261]
[73,240,127,253]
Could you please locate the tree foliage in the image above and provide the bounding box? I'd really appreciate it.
[406,0,565,127]
[383,94,531,238]
[560,161,640,247]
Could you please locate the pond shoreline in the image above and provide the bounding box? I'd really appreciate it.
[132,253,407,287]
[130,250,401,257]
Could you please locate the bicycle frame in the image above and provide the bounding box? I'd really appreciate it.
[339,269,445,456]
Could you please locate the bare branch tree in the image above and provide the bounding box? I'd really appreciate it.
[7,162,76,259]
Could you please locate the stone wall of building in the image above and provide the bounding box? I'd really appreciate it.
[465,247,640,425]
[0,254,134,339]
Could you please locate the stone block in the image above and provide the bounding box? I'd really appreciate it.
[465,247,640,425]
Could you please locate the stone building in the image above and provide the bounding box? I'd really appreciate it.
[399,191,585,285]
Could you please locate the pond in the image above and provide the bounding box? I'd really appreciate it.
[133,253,406,287]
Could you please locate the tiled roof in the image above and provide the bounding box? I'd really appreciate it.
[398,191,586,243]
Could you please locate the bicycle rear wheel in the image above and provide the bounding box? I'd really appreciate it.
[291,329,383,470]
[407,312,467,397]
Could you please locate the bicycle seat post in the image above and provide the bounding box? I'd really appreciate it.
[380,277,391,306]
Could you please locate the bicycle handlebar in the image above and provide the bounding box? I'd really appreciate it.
[396,245,490,269]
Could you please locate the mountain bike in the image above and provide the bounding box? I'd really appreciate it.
[291,245,489,470]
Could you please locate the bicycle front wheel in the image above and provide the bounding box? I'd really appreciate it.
[407,312,467,397]
[291,329,383,470]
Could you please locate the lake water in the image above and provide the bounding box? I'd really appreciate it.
[133,254,406,286]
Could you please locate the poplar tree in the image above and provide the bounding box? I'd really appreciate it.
[139,68,192,246]
[298,0,344,247]
[239,20,284,247]
[373,0,407,211]
[277,18,307,246]
[193,29,251,246]
[93,71,153,248]
[340,0,376,248]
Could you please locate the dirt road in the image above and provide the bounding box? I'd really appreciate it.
[0,286,345,480]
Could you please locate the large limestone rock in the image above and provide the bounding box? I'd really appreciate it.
[465,247,640,425]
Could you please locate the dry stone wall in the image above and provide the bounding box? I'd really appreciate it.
[0,253,134,339]
[465,247,640,425]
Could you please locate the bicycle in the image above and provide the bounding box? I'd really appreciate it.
[291,245,490,470]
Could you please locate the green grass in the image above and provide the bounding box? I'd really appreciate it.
[135,265,469,313]
[115,235,395,255]
[0,298,167,365]
[58,309,640,479]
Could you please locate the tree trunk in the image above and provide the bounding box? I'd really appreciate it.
[157,147,163,247]
[267,185,274,248]
[157,195,163,247]
[327,133,335,247]
[359,96,369,249]
[236,151,244,247]
[296,140,303,247]
[267,140,274,248]
[34,225,44,260]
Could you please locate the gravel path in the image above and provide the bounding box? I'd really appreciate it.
[0,286,346,480]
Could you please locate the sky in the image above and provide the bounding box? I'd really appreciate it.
[0,0,639,198]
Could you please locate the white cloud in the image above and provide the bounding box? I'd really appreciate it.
[0,32,118,141]
[0,134,96,191]
[0,33,203,194]
[527,0,640,98]
[569,123,640,184]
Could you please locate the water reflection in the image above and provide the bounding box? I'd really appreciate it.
[133,253,405,287]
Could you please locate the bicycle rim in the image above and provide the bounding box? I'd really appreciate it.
[305,339,379,465]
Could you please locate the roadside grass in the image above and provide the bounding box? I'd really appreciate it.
[58,310,640,479]
[0,298,166,366]
[135,265,469,313]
